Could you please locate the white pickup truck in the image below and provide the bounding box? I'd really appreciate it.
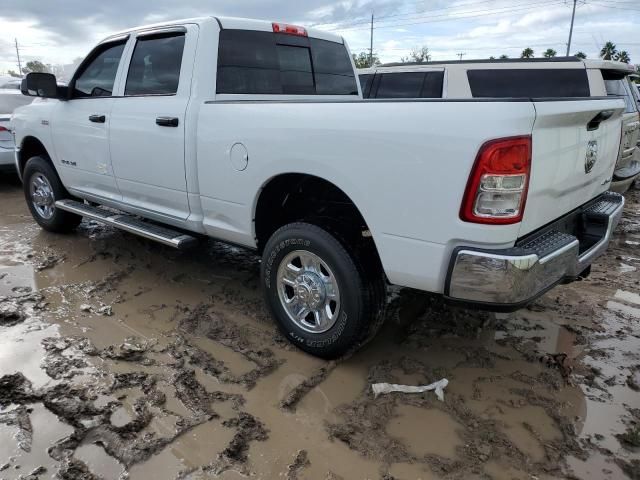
[12,16,626,358]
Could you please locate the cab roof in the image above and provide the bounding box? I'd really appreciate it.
[104,16,344,44]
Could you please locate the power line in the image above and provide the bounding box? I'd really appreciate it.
[311,0,523,28]
[327,1,567,32]
[588,1,640,12]
[323,0,563,30]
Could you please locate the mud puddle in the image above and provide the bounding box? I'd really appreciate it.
[0,177,639,479]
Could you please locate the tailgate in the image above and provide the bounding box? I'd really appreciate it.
[520,98,625,236]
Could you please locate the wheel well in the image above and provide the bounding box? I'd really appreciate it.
[18,136,50,176]
[255,174,382,265]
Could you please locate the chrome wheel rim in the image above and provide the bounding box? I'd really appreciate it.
[276,250,341,334]
[29,173,55,220]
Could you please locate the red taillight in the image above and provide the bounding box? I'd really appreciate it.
[460,136,532,225]
[272,22,308,37]
[0,126,8,132]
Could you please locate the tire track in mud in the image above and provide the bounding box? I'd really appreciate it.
[0,294,283,478]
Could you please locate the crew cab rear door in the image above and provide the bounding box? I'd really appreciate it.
[520,98,625,236]
[108,25,197,220]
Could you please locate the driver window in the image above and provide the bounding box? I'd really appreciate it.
[73,41,126,98]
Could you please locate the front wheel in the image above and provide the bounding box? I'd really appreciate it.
[261,222,385,359]
[23,156,81,233]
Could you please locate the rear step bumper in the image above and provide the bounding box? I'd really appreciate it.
[444,192,624,311]
[55,200,197,250]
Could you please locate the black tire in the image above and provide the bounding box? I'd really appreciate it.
[261,222,386,359]
[23,156,81,233]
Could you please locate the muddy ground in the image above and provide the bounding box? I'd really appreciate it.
[0,174,639,480]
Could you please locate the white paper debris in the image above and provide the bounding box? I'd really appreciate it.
[371,378,449,401]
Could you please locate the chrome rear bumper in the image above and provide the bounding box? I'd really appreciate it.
[445,192,624,310]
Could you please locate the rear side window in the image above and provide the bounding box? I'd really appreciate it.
[125,33,185,96]
[217,30,358,95]
[467,69,590,98]
[605,79,637,114]
[370,71,444,99]
[73,41,126,98]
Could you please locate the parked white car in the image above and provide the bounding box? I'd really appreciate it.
[0,81,32,175]
[359,58,639,192]
[12,17,626,357]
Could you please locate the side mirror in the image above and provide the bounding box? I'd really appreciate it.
[21,72,59,98]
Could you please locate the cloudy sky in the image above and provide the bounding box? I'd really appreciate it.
[0,0,638,76]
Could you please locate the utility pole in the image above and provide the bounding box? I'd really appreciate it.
[369,12,374,67]
[566,0,577,56]
[457,52,466,60]
[15,38,22,75]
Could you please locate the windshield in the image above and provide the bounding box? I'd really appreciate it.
[0,93,34,115]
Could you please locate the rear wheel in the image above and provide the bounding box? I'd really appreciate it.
[23,156,81,233]
[261,222,385,359]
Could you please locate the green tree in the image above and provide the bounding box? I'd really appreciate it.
[352,51,380,68]
[400,46,431,63]
[22,60,49,74]
[615,50,630,63]
[499,54,509,59]
[7,70,21,78]
[600,41,617,60]
[521,48,534,58]
[574,51,587,59]
[489,56,496,60]
[543,48,557,58]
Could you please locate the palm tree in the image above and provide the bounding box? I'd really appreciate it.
[615,51,631,63]
[574,51,587,59]
[600,42,617,60]
[499,54,509,59]
[521,48,534,58]
[543,48,557,58]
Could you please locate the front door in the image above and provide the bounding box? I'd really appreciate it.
[109,28,192,220]
[51,39,128,201]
